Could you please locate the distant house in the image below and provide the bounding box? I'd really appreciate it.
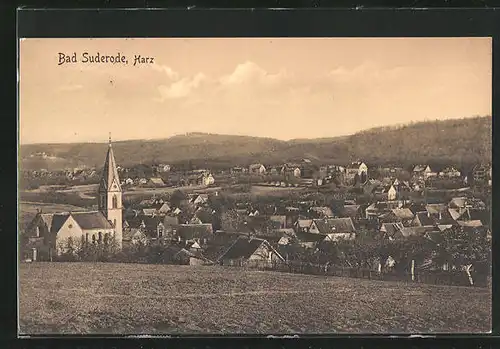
[122,229,148,247]
[217,236,285,266]
[412,165,434,179]
[199,173,215,186]
[161,245,212,266]
[269,215,288,229]
[382,185,398,201]
[294,231,328,249]
[123,178,134,185]
[339,205,363,220]
[345,161,368,184]
[439,166,461,178]
[249,164,267,175]
[294,219,313,233]
[379,208,415,226]
[230,167,246,175]
[309,217,356,241]
[125,215,166,240]
[148,177,165,187]
[138,178,148,185]
[412,211,436,228]
[191,194,209,206]
[158,164,171,173]
[308,206,334,219]
[471,164,491,185]
[379,222,405,240]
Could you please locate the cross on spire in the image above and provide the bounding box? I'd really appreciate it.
[109,132,112,147]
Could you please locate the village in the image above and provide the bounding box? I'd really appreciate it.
[19,144,492,287]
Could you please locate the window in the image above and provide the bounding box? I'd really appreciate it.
[158,226,163,238]
[113,219,117,228]
[112,195,118,209]
[85,233,89,243]
[92,234,96,243]
[98,232,102,243]
[35,226,40,238]
[104,233,109,245]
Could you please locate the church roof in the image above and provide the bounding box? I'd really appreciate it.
[99,141,122,193]
[71,211,114,230]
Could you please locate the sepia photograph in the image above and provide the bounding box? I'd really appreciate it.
[18,37,492,335]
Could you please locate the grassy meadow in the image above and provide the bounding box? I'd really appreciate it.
[19,262,491,335]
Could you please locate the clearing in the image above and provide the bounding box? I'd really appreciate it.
[19,262,491,335]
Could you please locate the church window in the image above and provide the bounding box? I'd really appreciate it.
[92,235,96,243]
[85,233,89,243]
[112,195,118,209]
[104,233,109,245]
[98,232,102,243]
[35,226,40,238]
[113,219,117,228]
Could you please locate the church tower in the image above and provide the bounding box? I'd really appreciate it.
[98,134,122,248]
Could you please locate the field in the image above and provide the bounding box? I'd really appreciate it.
[19,263,491,335]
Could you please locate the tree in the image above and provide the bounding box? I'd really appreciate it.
[170,189,188,208]
[221,210,246,232]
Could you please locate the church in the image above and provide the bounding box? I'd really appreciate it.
[25,137,123,260]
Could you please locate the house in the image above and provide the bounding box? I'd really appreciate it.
[379,222,405,240]
[294,231,328,249]
[382,185,398,201]
[175,223,214,246]
[362,179,382,195]
[249,164,267,175]
[308,206,334,218]
[230,167,246,174]
[345,161,368,184]
[141,208,159,216]
[379,208,415,226]
[123,177,134,185]
[161,245,212,265]
[412,211,436,228]
[26,211,116,258]
[269,215,288,229]
[191,194,209,206]
[425,204,449,219]
[339,205,363,220]
[471,164,491,184]
[309,217,356,241]
[158,164,171,173]
[218,236,285,266]
[439,166,461,178]
[294,219,313,233]
[412,165,434,179]
[281,164,301,178]
[152,202,171,215]
[125,215,166,240]
[200,173,215,186]
[122,229,149,247]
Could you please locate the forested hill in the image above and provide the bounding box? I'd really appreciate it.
[20,116,491,170]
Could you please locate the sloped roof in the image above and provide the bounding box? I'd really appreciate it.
[177,223,213,240]
[142,208,158,216]
[426,204,448,215]
[312,217,356,234]
[71,211,113,230]
[457,220,484,227]
[414,212,435,227]
[41,213,70,233]
[391,208,415,220]
[295,219,312,229]
[219,237,282,261]
[380,222,404,238]
[309,206,334,217]
[401,226,435,238]
[295,231,327,243]
[269,215,287,225]
[149,177,165,185]
[448,197,468,209]
[340,205,361,218]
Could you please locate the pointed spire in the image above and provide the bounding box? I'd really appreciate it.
[99,134,121,193]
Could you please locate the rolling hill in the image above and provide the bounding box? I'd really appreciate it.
[19,116,492,170]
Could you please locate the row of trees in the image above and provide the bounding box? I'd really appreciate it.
[279,226,490,277]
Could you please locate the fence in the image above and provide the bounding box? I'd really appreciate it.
[226,259,488,287]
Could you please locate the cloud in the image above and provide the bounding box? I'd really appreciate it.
[157,72,207,100]
[151,64,180,80]
[219,61,289,86]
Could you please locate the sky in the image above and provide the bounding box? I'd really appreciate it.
[19,37,492,144]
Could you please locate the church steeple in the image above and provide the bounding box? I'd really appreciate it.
[99,133,122,193]
[98,133,122,248]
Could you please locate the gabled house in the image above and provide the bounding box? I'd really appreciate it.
[294,219,313,233]
[309,217,356,241]
[412,165,433,179]
[379,222,405,240]
[191,194,209,206]
[217,236,285,266]
[175,223,214,246]
[125,215,166,240]
[339,205,363,220]
[378,208,415,226]
[345,161,368,184]
[294,231,328,249]
[249,164,267,175]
